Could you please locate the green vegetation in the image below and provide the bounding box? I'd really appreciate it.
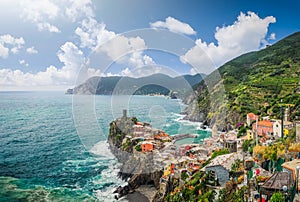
[231,159,243,172]
[192,32,300,127]
[165,171,217,202]
[202,149,229,167]
[270,192,285,202]
[217,181,247,202]
[242,139,254,154]
[180,172,189,181]
[237,125,248,137]
[73,73,204,97]
[135,144,142,152]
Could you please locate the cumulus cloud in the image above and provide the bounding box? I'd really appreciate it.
[100,35,146,60]
[0,42,100,89]
[19,59,29,67]
[65,0,94,22]
[19,59,25,64]
[269,33,276,40]
[98,34,157,70]
[26,46,38,54]
[37,22,60,33]
[76,17,157,71]
[56,42,85,81]
[0,34,25,58]
[20,0,61,33]
[150,16,196,35]
[20,0,95,33]
[180,12,276,74]
[75,17,116,49]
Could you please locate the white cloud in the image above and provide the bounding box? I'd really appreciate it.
[269,32,276,40]
[98,34,157,70]
[180,12,276,74]
[0,34,25,58]
[0,44,9,58]
[20,0,61,33]
[65,0,94,22]
[20,0,95,33]
[75,17,116,49]
[19,59,29,67]
[119,65,177,78]
[26,46,38,54]
[19,59,25,65]
[0,42,95,90]
[56,41,85,81]
[37,22,60,33]
[100,35,146,61]
[74,16,158,76]
[150,16,196,35]
[128,52,156,68]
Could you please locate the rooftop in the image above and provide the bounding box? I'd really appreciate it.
[262,172,294,191]
[257,120,273,127]
[202,152,243,171]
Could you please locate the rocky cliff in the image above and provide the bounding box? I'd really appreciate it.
[107,117,163,200]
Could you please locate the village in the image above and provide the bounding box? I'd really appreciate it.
[113,109,300,201]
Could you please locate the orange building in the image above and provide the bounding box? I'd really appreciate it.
[141,142,154,152]
[247,113,259,126]
[252,120,273,136]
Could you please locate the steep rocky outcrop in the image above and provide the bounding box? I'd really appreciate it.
[107,117,164,200]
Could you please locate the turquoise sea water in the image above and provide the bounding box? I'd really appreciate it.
[0,92,208,201]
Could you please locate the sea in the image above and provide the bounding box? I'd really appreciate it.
[0,91,211,201]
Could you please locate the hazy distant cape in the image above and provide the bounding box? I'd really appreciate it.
[68,73,205,96]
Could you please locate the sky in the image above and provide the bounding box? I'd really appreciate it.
[0,0,299,91]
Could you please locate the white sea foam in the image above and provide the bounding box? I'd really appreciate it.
[89,141,115,159]
[93,160,128,202]
[172,112,202,127]
[89,141,129,201]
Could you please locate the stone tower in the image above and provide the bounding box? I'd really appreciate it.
[123,109,127,118]
[284,108,289,122]
[296,121,300,142]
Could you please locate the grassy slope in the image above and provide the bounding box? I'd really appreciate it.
[194,32,300,128]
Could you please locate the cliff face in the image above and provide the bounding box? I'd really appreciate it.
[107,117,163,200]
[183,32,300,129]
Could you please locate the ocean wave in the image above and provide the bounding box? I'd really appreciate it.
[89,141,115,160]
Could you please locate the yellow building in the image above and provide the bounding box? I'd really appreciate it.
[246,129,254,140]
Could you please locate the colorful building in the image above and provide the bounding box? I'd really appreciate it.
[282,159,300,192]
[141,141,154,152]
[246,129,254,140]
[247,113,258,126]
[272,120,294,138]
[252,120,273,137]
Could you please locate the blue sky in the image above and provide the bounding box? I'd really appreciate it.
[0,0,299,90]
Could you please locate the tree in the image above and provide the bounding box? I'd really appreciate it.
[231,159,242,172]
[270,192,285,202]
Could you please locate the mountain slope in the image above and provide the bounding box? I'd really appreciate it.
[184,32,300,129]
[72,73,205,97]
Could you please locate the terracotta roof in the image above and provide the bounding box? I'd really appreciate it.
[262,172,294,190]
[247,113,258,119]
[281,159,300,190]
[258,120,273,127]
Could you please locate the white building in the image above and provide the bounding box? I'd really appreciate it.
[272,120,294,139]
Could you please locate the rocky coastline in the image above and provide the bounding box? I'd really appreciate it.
[107,115,165,201]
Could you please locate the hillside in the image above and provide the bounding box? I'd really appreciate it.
[70,73,205,97]
[184,32,300,129]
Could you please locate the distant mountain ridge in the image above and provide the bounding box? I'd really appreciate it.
[69,73,205,98]
[183,31,300,129]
